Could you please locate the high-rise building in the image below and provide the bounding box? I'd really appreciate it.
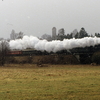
[52,27,56,38]
[58,28,65,36]
[71,29,78,37]
[10,29,16,40]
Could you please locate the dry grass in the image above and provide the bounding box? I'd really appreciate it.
[0,64,100,100]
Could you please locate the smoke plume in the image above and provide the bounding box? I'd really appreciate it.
[9,36,100,52]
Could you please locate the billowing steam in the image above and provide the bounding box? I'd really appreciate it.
[9,36,100,52]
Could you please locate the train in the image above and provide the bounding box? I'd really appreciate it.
[7,49,70,56]
[6,44,100,56]
[5,44,100,64]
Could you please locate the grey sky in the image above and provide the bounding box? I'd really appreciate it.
[0,0,100,38]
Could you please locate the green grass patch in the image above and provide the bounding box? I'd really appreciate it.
[0,64,100,100]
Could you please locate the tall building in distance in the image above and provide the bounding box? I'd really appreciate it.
[52,27,56,39]
[10,29,16,40]
[58,28,65,36]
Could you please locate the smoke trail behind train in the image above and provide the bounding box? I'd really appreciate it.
[9,36,100,52]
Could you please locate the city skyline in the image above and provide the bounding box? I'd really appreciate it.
[0,0,100,38]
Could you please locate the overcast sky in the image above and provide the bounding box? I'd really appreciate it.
[0,0,100,38]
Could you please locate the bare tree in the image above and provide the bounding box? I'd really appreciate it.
[0,40,10,66]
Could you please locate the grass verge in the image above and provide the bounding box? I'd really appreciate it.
[0,64,100,100]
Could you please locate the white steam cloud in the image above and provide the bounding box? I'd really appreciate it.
[9,36,100,52]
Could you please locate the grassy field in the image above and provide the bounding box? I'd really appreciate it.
[0,64,100,100]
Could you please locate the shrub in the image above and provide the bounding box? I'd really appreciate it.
[92,51,100,64]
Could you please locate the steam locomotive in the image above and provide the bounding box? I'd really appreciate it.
[7,44,100,56]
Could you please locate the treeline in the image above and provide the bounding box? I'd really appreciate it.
[56,27,100,41]
[42,27,100,41]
